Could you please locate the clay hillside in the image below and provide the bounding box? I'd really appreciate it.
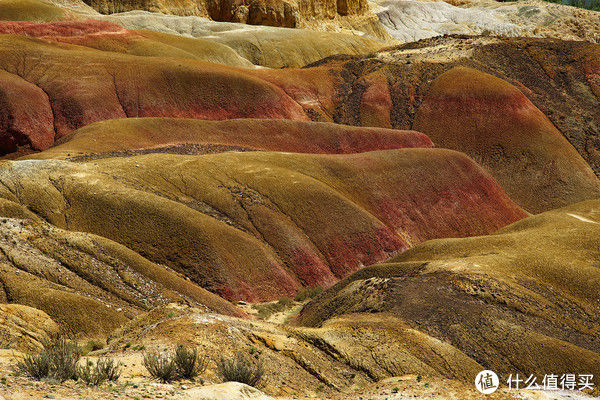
[0,1,599,400]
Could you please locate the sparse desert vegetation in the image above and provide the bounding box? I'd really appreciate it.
[16,335,80,383]
[143,345,207,383]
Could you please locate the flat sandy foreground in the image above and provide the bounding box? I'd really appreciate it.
[0,350,595,400]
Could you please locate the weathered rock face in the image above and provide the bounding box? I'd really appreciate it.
[0,149,525,302]
[297,199,600,385]
[81,0,369,28]
[370,0,600,44]
[0,304,59,352]
[81,0,209,17]
[205,0,297,27]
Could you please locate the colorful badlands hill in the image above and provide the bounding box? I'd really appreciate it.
[297,36,600,212]
[297,199,600,384]
[0,33,309,154]
[412,66,600,213]
[0,149,526,304]
[0,31,599,212]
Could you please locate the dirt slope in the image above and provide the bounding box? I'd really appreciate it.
[298,199,600,385]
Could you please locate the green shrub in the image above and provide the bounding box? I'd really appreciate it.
[78,359,107,386]
[174,345,207,380]
[97,357,121,382]
[16,335,81,383]
[77,357,121,386]
[143,351,177,383]
[217,352,264,388]
[17,353,51,380]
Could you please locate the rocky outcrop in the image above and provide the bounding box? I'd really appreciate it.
[371,0,521,42]
[81,0,370,28]
[371,0,600,44]
[107,304,483,396]
[204,0,297,27]
[183,382,275,400]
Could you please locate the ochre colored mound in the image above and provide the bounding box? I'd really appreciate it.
[105,305,484,396]
[0,0,68,22]
[0,213,243,337]
[412,66,600,213]
[25,117,432,160]
[297,199,600,383]
[0,304,59,352]
[0,150,525,301]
